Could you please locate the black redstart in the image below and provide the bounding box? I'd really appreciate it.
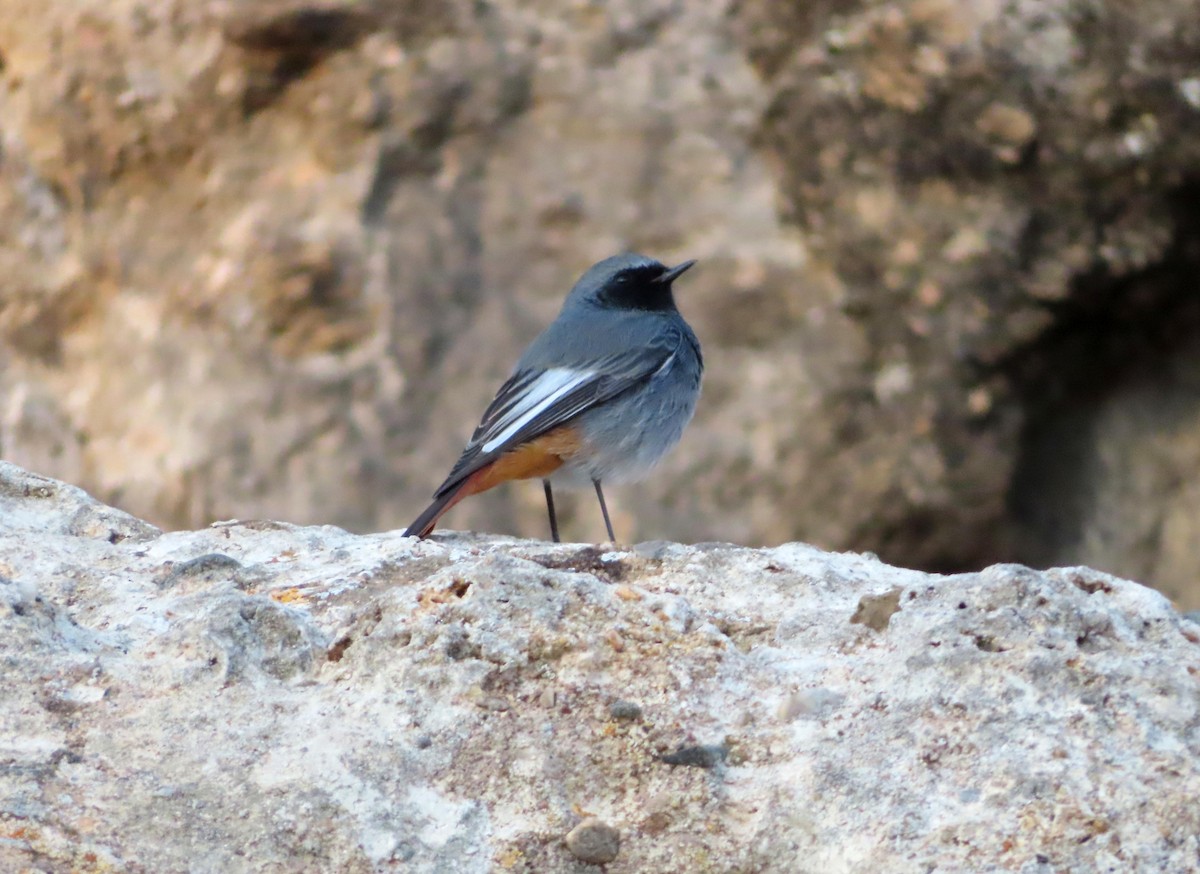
[405,252,702,542]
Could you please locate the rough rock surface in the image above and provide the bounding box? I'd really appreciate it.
[2,1,1200,606]
[3,462,1199,873]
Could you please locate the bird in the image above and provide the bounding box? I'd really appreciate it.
[404,252,703,543]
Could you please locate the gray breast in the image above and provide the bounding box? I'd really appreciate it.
[564,328,702,485]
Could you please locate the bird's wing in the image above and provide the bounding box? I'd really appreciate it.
[432,330,680,498]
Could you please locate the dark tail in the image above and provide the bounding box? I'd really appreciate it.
[404,474,485,538]
[404,490,461,538]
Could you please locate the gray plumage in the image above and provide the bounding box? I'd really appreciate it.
[406,252,702,541]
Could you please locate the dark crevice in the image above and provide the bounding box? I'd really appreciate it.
[1001,178,1200,568]
[1000,181,1200,415]
[227,6,378,116]
[225,7,377,54]
[360,142,441,224]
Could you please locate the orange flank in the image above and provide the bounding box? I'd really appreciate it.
[406,425,583,538]
[469,425,581,489]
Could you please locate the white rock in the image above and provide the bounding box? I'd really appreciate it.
[1,462,1198,872]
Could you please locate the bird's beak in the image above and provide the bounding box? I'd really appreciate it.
[655,259,697,284]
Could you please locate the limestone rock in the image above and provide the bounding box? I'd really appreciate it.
[2,462,1198,872]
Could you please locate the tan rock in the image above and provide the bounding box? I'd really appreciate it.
[2,0,1200,610]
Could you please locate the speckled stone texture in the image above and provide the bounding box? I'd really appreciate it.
[2,462,1198,872]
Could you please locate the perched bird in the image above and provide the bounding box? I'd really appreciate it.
[405,252,703,542]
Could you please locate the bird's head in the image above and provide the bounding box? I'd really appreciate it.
[568,253,696,313]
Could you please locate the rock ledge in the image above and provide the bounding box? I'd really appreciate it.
[1,462,1198,872]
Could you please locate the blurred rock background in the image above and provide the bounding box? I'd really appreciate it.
[1,0,1199,606]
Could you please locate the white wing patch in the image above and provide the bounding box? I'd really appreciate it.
[480,367,596,453]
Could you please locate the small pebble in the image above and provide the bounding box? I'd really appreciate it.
[608,700,642,722]
[160,553,244,589]
[850,587,903,632]
[657,744,727,769]
[564,817,620,864]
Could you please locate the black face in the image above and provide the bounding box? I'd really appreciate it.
[596,263,677,312]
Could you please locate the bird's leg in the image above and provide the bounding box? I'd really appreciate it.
[543,479,560,543]
[592,480,616,542]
